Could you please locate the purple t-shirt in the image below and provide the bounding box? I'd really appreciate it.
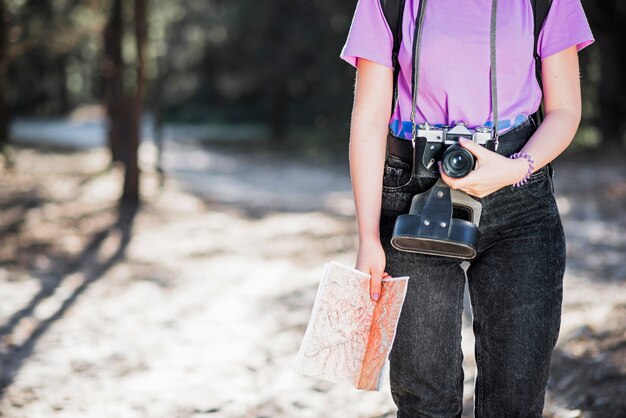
[340,0,595,138]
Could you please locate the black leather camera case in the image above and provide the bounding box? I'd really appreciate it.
[390,182,480,260]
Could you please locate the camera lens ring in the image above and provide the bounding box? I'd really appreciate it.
[442,145,475,178]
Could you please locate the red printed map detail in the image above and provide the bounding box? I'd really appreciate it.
[295,261,409,391]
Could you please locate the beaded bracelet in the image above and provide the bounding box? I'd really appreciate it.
[509,152,535,188]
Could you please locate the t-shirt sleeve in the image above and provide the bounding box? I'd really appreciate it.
[339,0,394,69]
[537,0,595,60]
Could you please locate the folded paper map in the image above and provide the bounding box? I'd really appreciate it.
[295,261,410,391]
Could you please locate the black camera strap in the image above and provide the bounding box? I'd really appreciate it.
[408,0,427,177]
[408,0,500,176]
[490,0,500,149]
[408,0,428,146]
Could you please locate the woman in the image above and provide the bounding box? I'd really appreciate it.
[340,0,594,416]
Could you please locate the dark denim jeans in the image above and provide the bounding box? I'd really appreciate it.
[379,117,566,417]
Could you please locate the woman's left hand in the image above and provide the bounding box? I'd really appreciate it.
[439,137,529,198]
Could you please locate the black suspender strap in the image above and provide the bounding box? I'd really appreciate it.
[530,0,553,126]
[381,0,406,118]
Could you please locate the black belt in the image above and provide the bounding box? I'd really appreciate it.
[386,116,537,161]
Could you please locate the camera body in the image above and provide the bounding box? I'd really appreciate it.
[412,121,492,178]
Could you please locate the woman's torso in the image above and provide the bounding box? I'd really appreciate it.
[391,0,541,138]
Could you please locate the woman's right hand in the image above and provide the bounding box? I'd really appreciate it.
[355,237,389,302]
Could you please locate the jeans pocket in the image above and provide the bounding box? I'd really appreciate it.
[523,166,552,198]
[381,157,438,219]
[382,154,414,192]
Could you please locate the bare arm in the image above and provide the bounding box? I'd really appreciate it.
[518,45,582,168]
[349,57,393,300]
[350,58,393,241]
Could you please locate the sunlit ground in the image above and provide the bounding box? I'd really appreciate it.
[0,135,624,418]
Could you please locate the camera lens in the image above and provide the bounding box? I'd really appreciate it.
[442,144,475,178]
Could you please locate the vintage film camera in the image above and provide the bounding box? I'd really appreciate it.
[390,120,492,260]
[411,120,493,179]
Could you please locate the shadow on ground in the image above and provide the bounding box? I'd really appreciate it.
[0,193,138,399]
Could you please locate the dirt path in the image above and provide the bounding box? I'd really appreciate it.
[0,140,624,418]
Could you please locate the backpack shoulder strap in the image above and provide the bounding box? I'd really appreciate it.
[531,0,553,125]
[381,0,406,119]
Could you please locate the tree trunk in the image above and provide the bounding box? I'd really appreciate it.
[596,33,621,147]
[102,0,147,202]
[152,57,166,187]
[103,0,124,163]
[121,0,147,202]
[266,0,293,143]
[0,1,9,156]
[120,98,138,202]
[268,81,287,142]
[57,53,70,114]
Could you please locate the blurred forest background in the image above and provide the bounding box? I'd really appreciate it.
[0,1,624,418]
[1,0,358,183]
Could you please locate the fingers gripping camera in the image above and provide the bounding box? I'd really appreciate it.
[413,120,492,178]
